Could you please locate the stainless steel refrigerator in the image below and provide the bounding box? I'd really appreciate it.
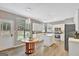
[65,24,75,51]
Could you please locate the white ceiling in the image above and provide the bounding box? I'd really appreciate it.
[0,3,79,22]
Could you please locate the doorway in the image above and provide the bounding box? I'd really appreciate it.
[0,19,14,48]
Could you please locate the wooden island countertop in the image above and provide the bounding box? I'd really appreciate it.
[21,38,43,54]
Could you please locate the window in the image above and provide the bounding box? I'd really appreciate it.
[25,19,30,30]
[24,19,31,39]
[16,19,31,40]
[16,20,25,40]
[1,22,11,31]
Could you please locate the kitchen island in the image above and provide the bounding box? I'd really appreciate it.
[22,39,43,54]
[69,37,79,56]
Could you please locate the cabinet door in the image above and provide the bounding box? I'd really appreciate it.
[33,23,44,32]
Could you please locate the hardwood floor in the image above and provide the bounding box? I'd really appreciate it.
[0,41,68,56]
[28,41,68,56]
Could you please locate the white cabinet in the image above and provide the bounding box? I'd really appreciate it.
[52,24,65,41]
[69,37,79,56]
[33,23,44,32]
[47,24,53,32]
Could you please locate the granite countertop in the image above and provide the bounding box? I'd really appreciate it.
[69,37,79,43]
[21,38,43,43]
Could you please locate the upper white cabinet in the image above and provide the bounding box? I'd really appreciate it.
[33,23,45,32]
[47,24,53,32]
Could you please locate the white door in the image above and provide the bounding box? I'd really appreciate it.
[0,19,14,48]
